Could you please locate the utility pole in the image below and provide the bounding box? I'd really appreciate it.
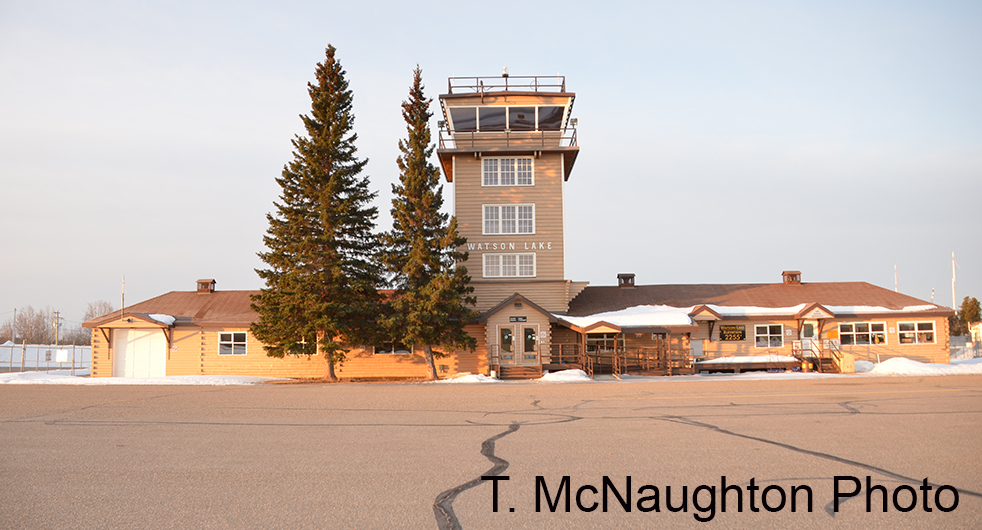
[894,265,898,293]
[53,310,62,346]
[11,308,15,343]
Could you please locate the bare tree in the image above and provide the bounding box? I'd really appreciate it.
[8,306,54,344]
[84,300,115,321]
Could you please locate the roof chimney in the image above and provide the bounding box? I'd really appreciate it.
[617,273,636,289]
[782,271,801,285]
[196,278,216,293]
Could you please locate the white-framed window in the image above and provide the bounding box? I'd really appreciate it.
[484,253,535,278]
[755,324,784,348]
[839,322,887,345]
[219,332,247,355]
[483,157,533,187]
[373,340,412,354]
[898,322,935,344]
[483,204,534,234]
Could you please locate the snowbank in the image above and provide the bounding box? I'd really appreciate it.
[539,369,592,382]
[0,370,285,385]
[855,360,874,373]
[868,357,982,376]
[435,374,500,383]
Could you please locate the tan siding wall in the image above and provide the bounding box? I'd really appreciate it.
[166,329,203,376]
[694,316,950,364]
[197,328,328,379]
[454,154,565,283]
[338,324,488,378]
[831,316,949,364]
[90,328,109,377]
[470,281,569,313]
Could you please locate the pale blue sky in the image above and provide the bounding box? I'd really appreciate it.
[1,1,979,325]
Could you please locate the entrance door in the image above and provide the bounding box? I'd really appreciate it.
[113,329,166,378]
[498,324,539,365]
[521,325,539,364]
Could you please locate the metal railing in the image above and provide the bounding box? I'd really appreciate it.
[447,75,567,95]
[438,127,577,150]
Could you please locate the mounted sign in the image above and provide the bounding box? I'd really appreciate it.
[718,324,746,341]
[509,316,527,322]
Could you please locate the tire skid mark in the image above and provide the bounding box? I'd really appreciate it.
[433,422,520,530]
[662,415,982,504]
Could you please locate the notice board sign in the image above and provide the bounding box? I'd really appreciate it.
[509,316,527,322]
[719,324,746,341]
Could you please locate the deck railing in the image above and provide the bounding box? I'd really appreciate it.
[447,75,567,95]
[438,128,577,150]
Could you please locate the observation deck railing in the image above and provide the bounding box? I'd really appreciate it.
[447,75,567,95]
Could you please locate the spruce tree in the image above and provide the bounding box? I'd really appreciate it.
[382,66,477,379]
[251,45,381,381]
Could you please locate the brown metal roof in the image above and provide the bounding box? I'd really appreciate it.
[567,282,950,317]
[84,290,259,328]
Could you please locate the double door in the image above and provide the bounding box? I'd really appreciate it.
[498,324,539,365]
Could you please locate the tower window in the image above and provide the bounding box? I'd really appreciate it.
[483,204,534,235]
[484,253,535,278]
[483,157,533,186]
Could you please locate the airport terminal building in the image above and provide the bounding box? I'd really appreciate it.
[85,75,953,379]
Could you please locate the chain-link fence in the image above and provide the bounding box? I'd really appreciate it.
[0,343,91,374]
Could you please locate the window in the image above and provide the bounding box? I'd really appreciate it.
[483,157,533,186]
[219,332,247,355]
[448,106,567,133]
[755,325,783,348]
[484,253,535,278]
[586,333,624,353]
[839,322,886,345]
[483,204,534,234]
[373,340,412,354]
[898,322,935,344]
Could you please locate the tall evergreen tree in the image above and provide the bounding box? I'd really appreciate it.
[382,66,477,379]
[251,45,381,381]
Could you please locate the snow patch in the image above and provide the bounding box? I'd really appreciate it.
[435,374,500,383]
[539,369,592,382]
[558,305,694,328]
[149,314,176,326]
[854,360,875,373]
[696,355,797,364]
[0,370,284,385]
[868,357,982,376]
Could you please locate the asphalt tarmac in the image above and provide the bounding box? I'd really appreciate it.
[1,375,980,529]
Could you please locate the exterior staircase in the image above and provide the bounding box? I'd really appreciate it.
[497,365,543,380]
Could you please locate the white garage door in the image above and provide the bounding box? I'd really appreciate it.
[113,329,166,378]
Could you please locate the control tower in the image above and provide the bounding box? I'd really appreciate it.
[436,73,583,316]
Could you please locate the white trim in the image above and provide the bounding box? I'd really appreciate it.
[483,253,536,278]
[482,156,534,187]
[754,324,784,348]
[897,321,936,345]
[482,204,535,235]
[219,332,248,356]
[838,321,887,346]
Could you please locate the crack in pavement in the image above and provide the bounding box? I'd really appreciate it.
[433,422,520,530]
[661,414,982,511]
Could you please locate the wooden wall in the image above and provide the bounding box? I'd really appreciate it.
[690,316,951,364]
[454,153,565,285]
